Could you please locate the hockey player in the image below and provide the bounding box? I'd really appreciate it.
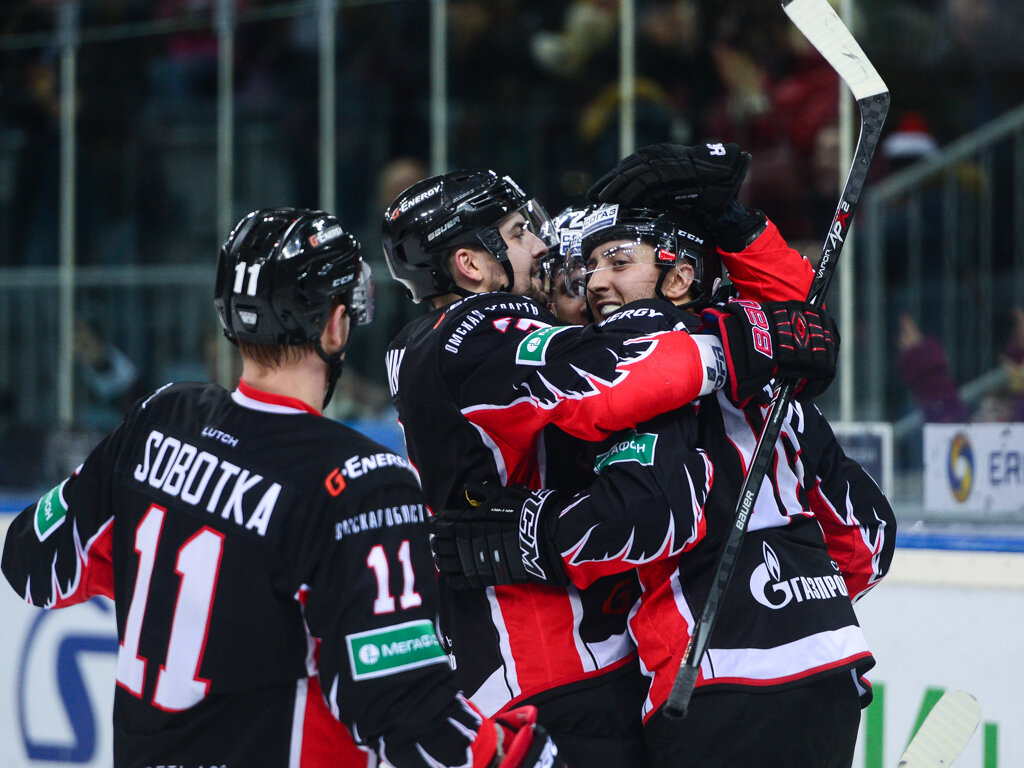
[1,208,562,768]
[541,206,590,325]
[380,159,833,766]
[431,202,897,768]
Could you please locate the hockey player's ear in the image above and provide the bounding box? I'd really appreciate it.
[322,302,351,355]
[451,246,490,286]
[661,263,694,304]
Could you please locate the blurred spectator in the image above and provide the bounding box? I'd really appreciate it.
[374,157,429,223]
[75,318,142,431]
[6,51,61,266]
[147,0,220,109]
[880,111,939,173]
[897,309,1024,423]
[530,1,616,80]
[636,0,719,145]
[873,111,964,286]
[801,120,841,238]
[698,6,840,239]
[896,312,972,423]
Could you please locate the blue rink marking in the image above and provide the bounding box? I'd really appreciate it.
[1,495,35,515]
[896,528,1024,552]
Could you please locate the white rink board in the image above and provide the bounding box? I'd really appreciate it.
[852,547,1024,768]
[2,517,1022,767]
[0,515,117,768]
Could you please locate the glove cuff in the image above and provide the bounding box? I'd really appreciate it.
[519,490,569,586]
[713,203,767,253]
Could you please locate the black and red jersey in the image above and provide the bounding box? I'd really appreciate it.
[550,302,896,721]
[386,292,727,718]
[2,380,488,768]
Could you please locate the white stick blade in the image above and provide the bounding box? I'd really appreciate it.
[782,0,887,100]
[896,690,982,768]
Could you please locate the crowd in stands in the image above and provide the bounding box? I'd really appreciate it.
[1,0,1023,434]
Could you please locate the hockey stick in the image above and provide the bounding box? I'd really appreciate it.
[896,689,981,768]
[663,0,890,719]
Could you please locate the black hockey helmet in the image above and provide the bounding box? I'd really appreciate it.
[541,206,588,294]
[215,208,374,405]
[577,203,721,308]
[381,169,552,303]
[216,207,372,346]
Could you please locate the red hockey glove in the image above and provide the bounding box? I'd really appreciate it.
[587,141,750,217]
[430,483,570,591]
[472,706,567,768]
[700,299,839,406]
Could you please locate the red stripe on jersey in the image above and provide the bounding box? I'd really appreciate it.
[699,653,874,689]
[721,220,814,302]
[238,378,322,415]
[464,332,711,454]
[299,675,371,768]
[631,560,690,720]
[494,583,586,695]
[50,516,115,608]
[84,516,116,601]
[808,486,884,600]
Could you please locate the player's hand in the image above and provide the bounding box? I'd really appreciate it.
[472,706,568,768]
[587,141,751,216]
[430,483,569,590]
[700,299,839,406]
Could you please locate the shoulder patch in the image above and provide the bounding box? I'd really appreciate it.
[594,431,658,473]
[34,480,69,541]
[346,619,447,680]
[515,325,571,366]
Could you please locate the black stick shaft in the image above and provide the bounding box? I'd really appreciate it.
[664,89,889,719]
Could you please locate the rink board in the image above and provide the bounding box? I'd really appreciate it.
[1,514,1021,768]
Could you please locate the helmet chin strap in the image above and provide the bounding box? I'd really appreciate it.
[314,340,345,410]
[654,266,672,303]
[499,259,515,292]
[476,228,514,292]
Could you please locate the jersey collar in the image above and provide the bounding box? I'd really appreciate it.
[233,378,322,416]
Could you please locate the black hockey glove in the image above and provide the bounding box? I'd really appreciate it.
[587,141,751,217]
[713,199,768,253]
[474,706,567,768]
[700,299,839,406]
[430,483,570,591]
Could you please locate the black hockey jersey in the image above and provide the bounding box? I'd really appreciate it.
[549,301,897,720]
[386,292,726,717]
[2,380,487,768]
